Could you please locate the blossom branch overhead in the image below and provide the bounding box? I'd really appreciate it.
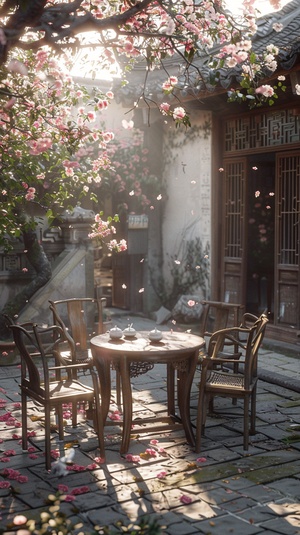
[0,0,293,115]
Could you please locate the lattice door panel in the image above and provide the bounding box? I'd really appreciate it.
[221,159,247,304]
[275,153,300,328]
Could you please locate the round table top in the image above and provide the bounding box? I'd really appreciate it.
[91,330,204,359]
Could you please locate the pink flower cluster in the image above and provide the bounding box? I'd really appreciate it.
[1,468,28,483]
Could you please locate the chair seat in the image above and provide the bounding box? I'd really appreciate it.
[49,380,95,399]
[23,379,95,400]
[206,370,245,389]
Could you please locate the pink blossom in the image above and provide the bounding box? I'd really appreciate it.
[108,410,121,421]
[4,450,16,456]
[25,187,36,201]
[180,494,192,504]
[58,484,69,492]
[196,457,207,463]
[157,471,167,479]
[255,84,274,98]
[145,448,157,457]
[68,464,86,472]
[159,102,170,115]
[125,454,140,463]
[0,481,10,488]
[7,60,28,76]
[172,107,186,120]
[86,463,98,470]
[71,486,90,495]
[64,494,76,502]
[122,119,134,129]
[94,456,105,464]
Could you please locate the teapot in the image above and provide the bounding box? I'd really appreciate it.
[149,327,163,342]
[123,324,136,338]
[109,326,123,339]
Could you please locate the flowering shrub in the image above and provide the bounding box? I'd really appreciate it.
[104,130,163,215]
[0,48,117,251]
[89,213,127,252]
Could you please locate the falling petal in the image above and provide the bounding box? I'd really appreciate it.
[180,495,192,504]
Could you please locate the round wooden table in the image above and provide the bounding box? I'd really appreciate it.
[91,330,204,453]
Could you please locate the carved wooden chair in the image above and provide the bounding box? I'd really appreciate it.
[10,322,105,471]
[196,313,269,452]
[199,301,245,396]
[48,297,106,364]
[49,297,121,405]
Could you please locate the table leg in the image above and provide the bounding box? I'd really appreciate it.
[94,358,111,422]
[119,356,132,454]
[167,363,175,416]
[177,351,198,446]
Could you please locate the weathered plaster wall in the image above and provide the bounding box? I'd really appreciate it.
[161,110,212,297]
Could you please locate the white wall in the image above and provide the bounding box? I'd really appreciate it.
[161,110,212,296]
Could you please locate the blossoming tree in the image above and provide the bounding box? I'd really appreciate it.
[0,0,290,333]
[0,0,290,115]
[0,49,126,332]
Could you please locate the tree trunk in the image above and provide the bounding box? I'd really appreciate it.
[0,229,52,339]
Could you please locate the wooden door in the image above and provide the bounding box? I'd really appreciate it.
[274,152,300,329]
[221,159,247,304]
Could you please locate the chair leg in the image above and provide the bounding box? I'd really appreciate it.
[116,369,121,406]
[91,371,105,460]
[21,391,28,452]
[243,394,250,451]
[56,405,64,441]
[45,405,52,471]
[250,386,257,435]
[196,391,207,453]
[72,401,77,428]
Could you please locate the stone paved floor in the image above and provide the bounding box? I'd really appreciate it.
[0,313,300,534]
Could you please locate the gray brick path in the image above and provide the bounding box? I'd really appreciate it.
[0,312,299,534]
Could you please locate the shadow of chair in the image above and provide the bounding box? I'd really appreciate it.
[10,322,105,470]
[49,297,121,405]
[195,313,269,452]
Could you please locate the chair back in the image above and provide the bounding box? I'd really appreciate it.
[200,300,244,338]
[10,323,70,396]
[208,313,269,388]
[49,298,105,358]
[244,314,269,385]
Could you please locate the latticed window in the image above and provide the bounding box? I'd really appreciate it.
[224,161,245,258]
[225,110,300,153]
[277,155,300,266]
